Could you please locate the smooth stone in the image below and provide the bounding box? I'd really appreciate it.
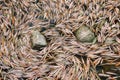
[31,30,47,50]
[75,26,95,43]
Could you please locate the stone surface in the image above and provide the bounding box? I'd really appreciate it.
[75,26,95,43]
[31,30,47,50]
[105,37,116,45]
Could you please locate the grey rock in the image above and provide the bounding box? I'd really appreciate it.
[75,26,95,43]
[105,37,116,45]
[31,30,47,50]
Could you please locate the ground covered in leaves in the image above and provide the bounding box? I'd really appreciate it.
[0,0,120,80]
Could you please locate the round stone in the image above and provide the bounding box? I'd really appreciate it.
[75,26,95,43]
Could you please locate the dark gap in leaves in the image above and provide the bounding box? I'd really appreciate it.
[38,16,44,20]
[35,15,39,19]
[94,4,97,9]
[41,74,46,77]
[50,19,55,24]
[117,5,120,10]
[21,8,28,14]
[6,27,9,32]
[96,65,103,73]
[35,9,40,12]
[65,5,69,9]
[56,30,64,36]
[49,62,57,66]
[95,18,99,23]
[13,11,17,16]
[58,78,61,80]
[99,76,108,80]
[0,62,3,66]
[101,64,115,73]
[28,22,33,27]
[104,31,108,36]
[74,54,87,61]
[46,71,50,75]
[36,3,43,10]
[61,4,64,7]
[32,45,45,51]
[105,17,110,23]
[4,0,10,4]
[35,0,39,3]
[17,55,22,60]
[73,1,77,6]
[82,4,88,11]
[117,33,120,39]
[115,69,120,74]
[36,56,42,59]
[116,77,120,80]
[38,16,48,21]
[32,0,39,4]
[21,14,24,20]
[0,74,3,80]
[109,45,117,53]
[7,24,12,31]
[46,37,51,43]
[0,1,4,4]
[49,19,56,27]
[2,67,11,73]
[1,18,4,23]
[46,58,54,62]
[114,19,119,24]
[34,10,37,14]
[114,58,120,62]
[4,35,7,39]
[110,9,114,13]
[12,29,17,35]
[34,77,41,80]
[101,6,105,11]
[18,77,27,80]
[40,27,47,32]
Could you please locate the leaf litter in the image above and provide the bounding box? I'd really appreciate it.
[0,0,120,80]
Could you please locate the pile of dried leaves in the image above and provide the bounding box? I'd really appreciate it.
[0,0,120,80]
